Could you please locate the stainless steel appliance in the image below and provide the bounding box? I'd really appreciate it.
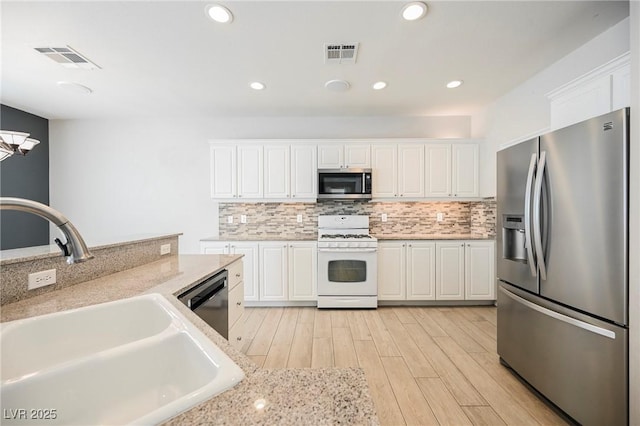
[497,108,629,425]
[317,169,372,200]
[317,215,377,308]
[178,269,229,339]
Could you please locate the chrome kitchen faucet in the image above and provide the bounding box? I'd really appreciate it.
[0,197,94,264]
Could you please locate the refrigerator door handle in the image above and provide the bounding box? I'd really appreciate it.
[499,287,616,339]
[524,153,538,277]
[533,151,547,280]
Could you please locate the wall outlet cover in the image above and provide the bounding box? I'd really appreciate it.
[28,269,57,290]
[241,215,247,223]
[227,215,234,224]
[297,214,303,223]
[381,213,388,222]
[436,212,444,222]
[160,244,171,255]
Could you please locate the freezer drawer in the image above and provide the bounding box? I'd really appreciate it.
[497,283,627,426]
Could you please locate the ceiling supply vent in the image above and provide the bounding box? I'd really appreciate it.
[324,43,359,64]
[34,46,101,70]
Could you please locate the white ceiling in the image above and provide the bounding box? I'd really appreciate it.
[0,1,629,120]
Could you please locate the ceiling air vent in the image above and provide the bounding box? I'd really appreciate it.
[34,46,100,70]
[324,43,359,64]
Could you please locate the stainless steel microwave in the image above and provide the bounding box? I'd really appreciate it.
[317,168,372,200]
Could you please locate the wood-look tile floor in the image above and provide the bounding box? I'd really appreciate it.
[241,306,569,426]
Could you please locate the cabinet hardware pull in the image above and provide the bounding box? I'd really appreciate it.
[237,337,242,341]
[235,273,241,277]
[237,302,242,306]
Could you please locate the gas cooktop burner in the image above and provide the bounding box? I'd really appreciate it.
[320,234,373,239]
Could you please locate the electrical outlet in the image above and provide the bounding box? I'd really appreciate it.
[28,269,57,290]
[240,215,247,223]
[227,215,234,224]
[160,244,171,255]
[297,214,303,223]
[381,213,388,222]
[436,212,444,222]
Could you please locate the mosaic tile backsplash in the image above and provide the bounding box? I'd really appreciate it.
[219,200,496,238]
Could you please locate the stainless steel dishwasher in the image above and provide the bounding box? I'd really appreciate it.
[178,269,229,339]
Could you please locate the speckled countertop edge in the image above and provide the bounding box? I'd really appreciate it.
[0,254,379,425]
[0,233,183,265]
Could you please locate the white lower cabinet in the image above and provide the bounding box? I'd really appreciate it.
[435,242,465,300]
[464,241,496,300]
[288,242,317,301]
[227,259,244,349]
[379,240,494,302]
[378,241,435,301]
[201,240,316,304]
[200,241,259,302]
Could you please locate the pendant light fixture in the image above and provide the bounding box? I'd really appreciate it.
[0,131,40,161]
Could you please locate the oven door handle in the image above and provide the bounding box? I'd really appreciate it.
[318,248,378,253]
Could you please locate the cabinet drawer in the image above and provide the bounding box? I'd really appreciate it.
[228,260,243,289]
[229,281,244,327]
[228,319,244,350]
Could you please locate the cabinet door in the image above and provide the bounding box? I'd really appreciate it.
[210,146,236,198]
[237,145,263,199]
[424,144,452,197]
[318,145,343,168]
[345,144,371,168]
[406,242,436,300]
[288,242,317,301]
[464,241,496,300]
[230,243,260,302]
[200,241,229,255]
[452,144,478,197]
[291,145,317,199]
[259,243,288,301]
[378,242,406,300]
[398,144,425,197]
[435,242,465,300]
[264,145,290,198]
[371,144,398,198]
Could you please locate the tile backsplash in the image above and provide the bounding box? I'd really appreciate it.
[219,200,496,238]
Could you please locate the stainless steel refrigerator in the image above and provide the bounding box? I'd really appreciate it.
[496,108,629,425]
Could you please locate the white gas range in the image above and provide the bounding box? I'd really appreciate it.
[317,215,378,309]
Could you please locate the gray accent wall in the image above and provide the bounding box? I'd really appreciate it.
[0,105,50,250]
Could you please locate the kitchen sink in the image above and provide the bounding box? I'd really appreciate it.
[0,293,245,425]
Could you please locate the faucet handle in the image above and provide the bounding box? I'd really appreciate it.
[54,238,70,257]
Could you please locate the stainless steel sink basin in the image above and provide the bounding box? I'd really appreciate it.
[0,293,245,425]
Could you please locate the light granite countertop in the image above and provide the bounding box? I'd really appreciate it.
[202,235,318,242]
[374,233,495,240]
[0,254,378,425]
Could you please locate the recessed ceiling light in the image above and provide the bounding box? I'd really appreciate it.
[56,81,92,94]
[446,80,463,89]
[250,82,265,90]
[401,2,428,21]
[206,4,233,23]
[372,81,387,90]
[325,79,350,92]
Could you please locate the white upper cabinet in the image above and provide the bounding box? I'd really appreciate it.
[290,144,317,199]
[371,144,398,198]
[237,145,263,199]
[548,53,630,130]
[210,146,237,199]
[318,143,370,168]
[398,144,425,198]
[424,144,452,197]
[425,143,478,198]
[264,145,290,198]
[452,144,479,197]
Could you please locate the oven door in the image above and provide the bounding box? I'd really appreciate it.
[317,248,377,296]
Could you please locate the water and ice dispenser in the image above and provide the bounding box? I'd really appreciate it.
[502,215,528,263]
